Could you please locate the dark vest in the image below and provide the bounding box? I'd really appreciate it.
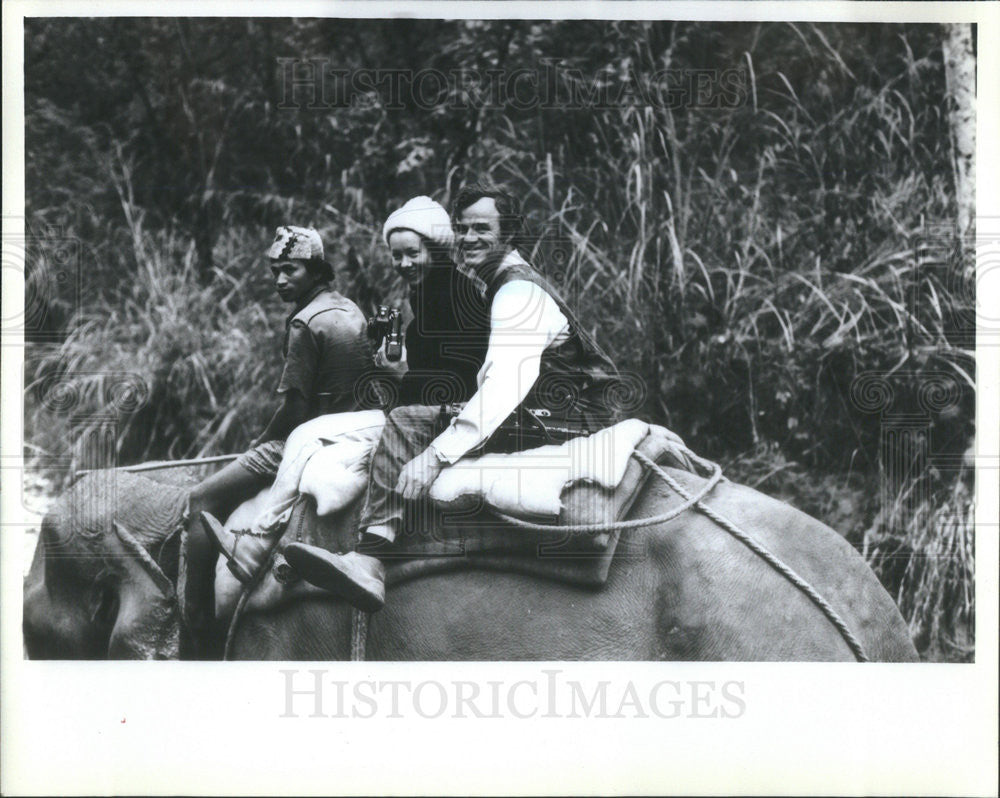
[484,256,622,426]
[398,263,491,406]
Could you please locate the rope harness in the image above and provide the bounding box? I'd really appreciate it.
[223,532,286,660]
[496,448,870,662]
[492,450,725,534]
[216,446,869,663]
[351,609,369,661]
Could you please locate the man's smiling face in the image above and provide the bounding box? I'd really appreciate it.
[455,197,508,274]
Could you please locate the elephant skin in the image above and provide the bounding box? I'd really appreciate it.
[233,468,919,662]
[23,470,188,659]
[24,465,919,662]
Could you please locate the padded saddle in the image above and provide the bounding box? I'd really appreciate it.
[280,422,694,589]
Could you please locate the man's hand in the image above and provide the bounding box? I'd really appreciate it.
[395,447,445,500]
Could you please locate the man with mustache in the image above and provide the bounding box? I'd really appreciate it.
[283,183,622,612]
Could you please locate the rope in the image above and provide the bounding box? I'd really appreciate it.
[351,609,369,661]
[491,446,869,661]
[222,533,286,660]
[74,454,240,479]
[631,451,870,663]
[174,515,193,641]
[223,587,253,661]
[491,457,724,533]
[214,440,867,661]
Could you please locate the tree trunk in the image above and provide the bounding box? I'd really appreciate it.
[942,23,975,240]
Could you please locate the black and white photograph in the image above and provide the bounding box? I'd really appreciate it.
[2,2,997,795]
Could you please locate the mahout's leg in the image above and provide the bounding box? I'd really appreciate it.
[198,437,324,585]
[182,459,272,658]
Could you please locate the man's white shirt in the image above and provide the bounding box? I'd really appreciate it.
[430,250,570,463]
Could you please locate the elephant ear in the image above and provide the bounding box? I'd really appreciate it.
[108,522,180,659]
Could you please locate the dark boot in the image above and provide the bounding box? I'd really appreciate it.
[282,542,386,613]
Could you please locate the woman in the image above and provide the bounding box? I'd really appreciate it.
[210,199,491,616]
[282,184,624,612]
[385,195,490,407]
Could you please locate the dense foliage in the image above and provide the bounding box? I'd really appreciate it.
[23,19,975,659]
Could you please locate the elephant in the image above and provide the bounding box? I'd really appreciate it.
[23,468,189,659]
[24,460,919,662]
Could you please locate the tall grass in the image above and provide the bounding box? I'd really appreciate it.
[25,168,401,472]
[24,20,975,660]
[455,22,975,658]
[864,463,975,661]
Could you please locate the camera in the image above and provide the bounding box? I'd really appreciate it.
[367,305,403,361]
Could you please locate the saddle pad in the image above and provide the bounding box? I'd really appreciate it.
[429,418,651,518]
[298,410,385,516]
[292,409,387,446]
[217,421,699,618]
[379,424,687,588]
[215,425,663,619]
[299,440,374,516]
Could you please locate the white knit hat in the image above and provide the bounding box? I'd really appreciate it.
[382,196,454,249]
[267,226,324,260]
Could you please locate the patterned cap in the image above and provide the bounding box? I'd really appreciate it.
[267,226,324,261]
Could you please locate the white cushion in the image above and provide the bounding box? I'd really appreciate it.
[429,418,650,518]
[297,411,385,516]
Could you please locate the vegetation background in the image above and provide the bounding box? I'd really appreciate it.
[22,19,975,661]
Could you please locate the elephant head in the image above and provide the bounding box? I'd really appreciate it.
[23,470,188,659]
